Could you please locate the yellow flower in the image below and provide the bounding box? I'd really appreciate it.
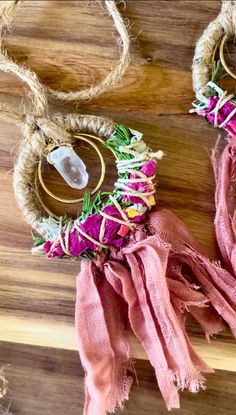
[126,208,139,218]
[147,195,156,206]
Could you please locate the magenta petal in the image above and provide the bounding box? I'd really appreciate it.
[137,183,152,192]
[103,205,122,218]
[131,213,146,223]
[225,120,236,136]
[44,240,52,253]
[127,163,155,194]
[207,97,218,112]
[79,214,103,251]
[122,195,146,205]
[47,250,60,259]
[102,206,123,246]
[202,96,236,136]
[69,209,125,254]
[111,237,126,247]
[125,180,152,196]
[45,240,65,258]
[140,160,157,177]
[53,243,64,257]
[68,229,88,256]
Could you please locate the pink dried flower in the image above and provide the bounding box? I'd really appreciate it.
[122,160,157,206]
[199,96,236,136]
[141,160,157,177]
[44,239,64,259]
[43,206,129,258]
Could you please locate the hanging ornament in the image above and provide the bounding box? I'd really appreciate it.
[2,1,236,414]
[190,0,236,277]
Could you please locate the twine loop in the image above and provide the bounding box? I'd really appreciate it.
[0,0,130,103]
[192,1,236,100]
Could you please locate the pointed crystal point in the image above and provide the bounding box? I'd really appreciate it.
[48,146,89,190]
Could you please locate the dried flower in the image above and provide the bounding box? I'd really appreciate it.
[199,96,236,136]
[123,160,157,207]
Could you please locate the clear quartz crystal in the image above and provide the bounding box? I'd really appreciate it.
[48,146,89,190]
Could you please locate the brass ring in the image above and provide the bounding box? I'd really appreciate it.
[37,134,106,204]
[219,34,236,80]
[35,174,59,219]
[211,36,222,67]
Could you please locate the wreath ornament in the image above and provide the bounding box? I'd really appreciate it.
[32,125,163,259]
[190,0,236,278]
[3,2,236,414]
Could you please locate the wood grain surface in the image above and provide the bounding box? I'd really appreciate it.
[0,341,236,415]
[0,1,236,413]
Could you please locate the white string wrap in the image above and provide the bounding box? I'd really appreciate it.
[190,80,236,129]
[110,141,163,210]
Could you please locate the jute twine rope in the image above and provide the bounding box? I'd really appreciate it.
[0,1,130,403]
[0,1,21,32]
[192,0,236,101]
[0,1,131,233]
[0,0,130,103]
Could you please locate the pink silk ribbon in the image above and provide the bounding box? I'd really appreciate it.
[75,209,236,414]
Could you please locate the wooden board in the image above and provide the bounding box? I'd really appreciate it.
[0,0,236,381]
[1,341,236,415]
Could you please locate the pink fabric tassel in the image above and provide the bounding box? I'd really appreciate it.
[211,137,236,276]
[105,255,181,410]
[75,260,132,415]
[167,269,225,338]
[75,208,236,414]
[148,210,236,336]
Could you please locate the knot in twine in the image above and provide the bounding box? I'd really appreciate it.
[192,0,236,100]
[22,113,72,157]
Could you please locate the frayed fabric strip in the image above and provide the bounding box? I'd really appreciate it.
[211,138,236,277]
[148,210,236,337]
[75,260,132,415]
[75,209,236,414]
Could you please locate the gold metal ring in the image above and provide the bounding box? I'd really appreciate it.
[37,134,106,204]
[35,174,59,219]
[211,36,222,67]
[219,34,236,80]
